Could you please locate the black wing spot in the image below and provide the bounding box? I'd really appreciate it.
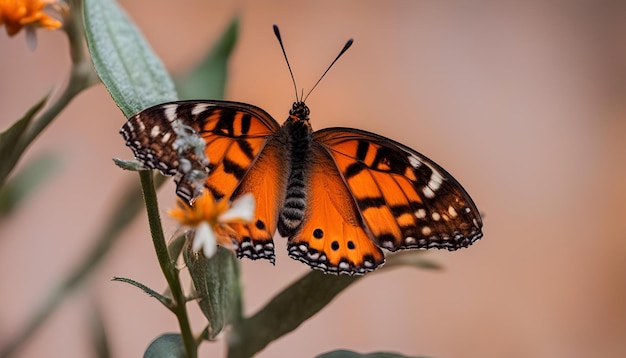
[255,220,265,230]
[347,241,356,250]
[331,241,340,251]
[313,228,324,239]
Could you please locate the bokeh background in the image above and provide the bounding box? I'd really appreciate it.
[1,1,625,357]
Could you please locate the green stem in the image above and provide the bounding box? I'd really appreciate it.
[4,0,98,188]
[139,171,196,358]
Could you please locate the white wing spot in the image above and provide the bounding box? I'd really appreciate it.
[422,186,436,199]
[421,226,432,236]
[192,103,211,116]
[405,236,416,244]
[150,125,160,138]
[432,212,441,221]
[448,206,458,217]
[163,104,178,122]
[427,170,444,192]
[408,155,422,168]
[160,132,171,143]
[415,208,426,219]
[135,116,146,131]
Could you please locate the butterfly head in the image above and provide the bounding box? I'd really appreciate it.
[289,101,310,122]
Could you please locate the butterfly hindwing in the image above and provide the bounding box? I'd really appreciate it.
[227,137,289,262]
[314,128,483,252]
[287,143,385,274]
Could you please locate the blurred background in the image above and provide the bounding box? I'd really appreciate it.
[1,1,625,357]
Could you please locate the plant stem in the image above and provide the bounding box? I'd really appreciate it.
[139,171,196,358]
[3,0,98,188]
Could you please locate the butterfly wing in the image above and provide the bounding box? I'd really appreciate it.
[287,143,386,274]
[121,100,285,262]
[121,100,281,201]
[225,136,289,262]
[313,128,483,254]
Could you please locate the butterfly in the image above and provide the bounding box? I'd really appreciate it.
[120,26,483,275]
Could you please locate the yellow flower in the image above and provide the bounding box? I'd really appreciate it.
[169,189,255,258]
[0,0,62,37]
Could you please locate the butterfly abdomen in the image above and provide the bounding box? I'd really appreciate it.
[278,109,313,237]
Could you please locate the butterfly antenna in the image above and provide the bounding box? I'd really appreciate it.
[273,25,300,101]
[303,38,353,103]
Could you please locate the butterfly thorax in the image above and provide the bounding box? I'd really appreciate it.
[277,102,314,236]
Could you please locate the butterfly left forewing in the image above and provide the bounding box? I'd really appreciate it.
[314,128,483,252]
[121,100,280,202]
[122,100,284,262]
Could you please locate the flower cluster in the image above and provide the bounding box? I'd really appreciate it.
[169,189,255,258]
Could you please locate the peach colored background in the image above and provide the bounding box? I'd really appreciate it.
[1,1,625,357]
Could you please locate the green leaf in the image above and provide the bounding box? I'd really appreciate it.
[175,17,239,100]
[0,95,48,188]
[184,245,238,339]
[228,271,360,357]
[144,334,186,358]
[113,276,173,310]
[112,157,148,171]
[84,0,177,117]
[316,350,430,358]
[0,152,59,217]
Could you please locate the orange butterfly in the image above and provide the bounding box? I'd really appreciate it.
[121,26,482,275]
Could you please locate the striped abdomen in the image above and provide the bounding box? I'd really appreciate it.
[277,119,312,236]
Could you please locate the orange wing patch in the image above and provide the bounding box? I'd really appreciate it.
[227,138,288,262]
[287,144,385,274]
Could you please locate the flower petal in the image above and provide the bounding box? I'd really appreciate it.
[218,193,255,223]
[192,222,217,258]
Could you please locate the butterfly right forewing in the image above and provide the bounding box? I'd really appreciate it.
[314,128,483,253]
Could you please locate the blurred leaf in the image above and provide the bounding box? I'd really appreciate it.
[184,245,238,339]
[0,172,168,357]
[89,301,112,358]
[0,95,48,188]
[144,333,186,358]
[167,232,187,262]
[228,271,360,358]
[316,350,429,358]
[84,0,177,117]
[113,276,173,309]
[383,251,443,271]
[175,17,239,100]
[0,152,59,217]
